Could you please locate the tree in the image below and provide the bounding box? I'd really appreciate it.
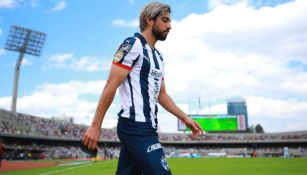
[246,125,255,133]
[255,124,264,133]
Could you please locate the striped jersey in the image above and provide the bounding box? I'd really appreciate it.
[112,33,165,129]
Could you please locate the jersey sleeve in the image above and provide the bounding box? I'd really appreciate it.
[112,37,140,70]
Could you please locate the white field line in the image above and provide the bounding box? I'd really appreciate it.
[38,163,92,175]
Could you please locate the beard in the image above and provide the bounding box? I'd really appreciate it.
[152,24,169,41]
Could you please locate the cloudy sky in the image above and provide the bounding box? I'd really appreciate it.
[0,0,306,133]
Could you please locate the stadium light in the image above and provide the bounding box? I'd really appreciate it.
[4,25,47,113]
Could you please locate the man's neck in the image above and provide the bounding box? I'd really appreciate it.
[141,30,157,49]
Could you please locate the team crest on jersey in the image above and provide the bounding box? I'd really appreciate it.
[113,43,132,62]
[160,156,169,171]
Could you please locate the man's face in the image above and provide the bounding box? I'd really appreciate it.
[152,12,171,41]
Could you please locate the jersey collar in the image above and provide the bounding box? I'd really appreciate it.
[134,33,147,47]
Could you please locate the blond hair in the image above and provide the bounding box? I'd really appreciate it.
[139,2,171,32]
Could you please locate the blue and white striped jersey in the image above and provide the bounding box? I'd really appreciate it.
[113,33,165,129]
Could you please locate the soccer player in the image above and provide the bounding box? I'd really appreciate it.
[82,2,203,174]
[283,146,289,158]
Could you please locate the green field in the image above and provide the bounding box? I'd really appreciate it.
[2,158,307,175]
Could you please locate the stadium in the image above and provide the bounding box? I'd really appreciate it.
[1,0,307,175]
[1,106,307,174]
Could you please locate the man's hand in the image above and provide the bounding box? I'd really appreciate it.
[182,117,204,139]
[82,125,101,150]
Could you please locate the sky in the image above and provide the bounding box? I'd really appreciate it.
[0,0,306,133]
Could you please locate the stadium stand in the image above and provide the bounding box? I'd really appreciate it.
[1,108,307,160]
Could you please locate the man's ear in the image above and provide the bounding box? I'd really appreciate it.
[145,16,154,27]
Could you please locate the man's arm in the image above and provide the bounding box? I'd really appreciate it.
[158,80,203,138]
[82,65,129,150]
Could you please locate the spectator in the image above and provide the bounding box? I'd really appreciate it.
[0,138,4,169]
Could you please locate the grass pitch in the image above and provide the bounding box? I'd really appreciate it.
[2,158,307,175]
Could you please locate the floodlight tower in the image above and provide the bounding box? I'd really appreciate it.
[4,25,47,113]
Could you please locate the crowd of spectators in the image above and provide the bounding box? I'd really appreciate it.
[0,109,117,140]
[159,132,307,142]
[0,120,19,135]
[1,108,307,143]
[2,141,120,160]
[1,109,307,159]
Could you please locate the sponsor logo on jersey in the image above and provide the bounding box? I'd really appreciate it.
[151,69,162,79]
[147,143,162,153]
